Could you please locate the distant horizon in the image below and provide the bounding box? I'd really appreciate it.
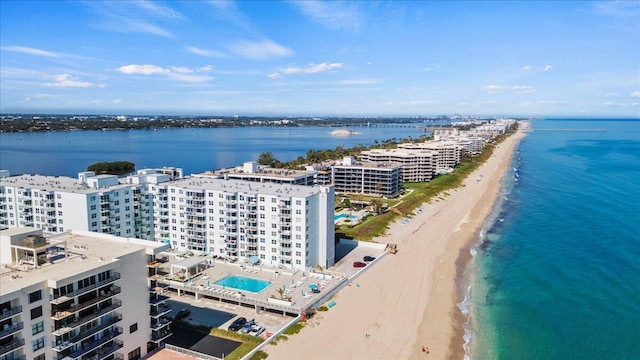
[1,1,638,117]
[1,112,638,120]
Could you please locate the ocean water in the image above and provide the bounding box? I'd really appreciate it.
[465,119,640,359]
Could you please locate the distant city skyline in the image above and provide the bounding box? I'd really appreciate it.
[1,1,638,117]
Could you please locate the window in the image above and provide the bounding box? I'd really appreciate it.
[34,354,45,360]
[32,321,44,335]
[32,336,45,351]
[31,306,43,320]
[130,323,138,333]
[29,289,42,303]
[128,347,141,360]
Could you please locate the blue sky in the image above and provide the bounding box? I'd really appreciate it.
[1,1,638,117]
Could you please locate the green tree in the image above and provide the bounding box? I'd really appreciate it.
[370,198,385,215]
[257,152,278,167]
[87,161,135,176]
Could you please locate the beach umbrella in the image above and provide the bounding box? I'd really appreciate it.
[292,279,295,285]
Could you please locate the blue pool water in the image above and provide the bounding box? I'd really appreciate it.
[214,275,272,293]
[334,213,357,221]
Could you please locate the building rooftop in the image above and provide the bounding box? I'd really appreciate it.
[0,174,136,194]
[0,228,169,295]
[167,176,330,198]
[196,164,316,181]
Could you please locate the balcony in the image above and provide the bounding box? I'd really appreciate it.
[0,305,22,322]
[0,321,23,339]
[150,318,172,331]
[52,287,121,320]
[54,314,122,348]
[149,305,171,318]
[53,300,122,335]
[51,273,121,304]
[0,338,25,356]
[151,327,172,343]
[66,328,123,360]
[149,294,169,306]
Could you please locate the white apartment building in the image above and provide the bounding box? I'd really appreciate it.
[151,177,335,270]
[0,173,154,240]
[397,141,462,170]
[0,171,336,271]
[0,228,171,360]
[358,149,438,182]
[331,157,401,197]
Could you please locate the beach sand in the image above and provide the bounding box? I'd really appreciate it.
[265,124,528,360]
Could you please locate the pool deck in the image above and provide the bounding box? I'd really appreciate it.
[153,256,350,315]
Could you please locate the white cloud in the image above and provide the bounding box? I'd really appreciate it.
[544,65,553,72]
[169,66,193,74]
[593,1,640,18]
[512,85,535,94]
[43,74,94,88]
[267,72,282,79]
[522,65,531,70]
[116,64,212,83]
[484,85,534,95]
[229,39,293,60]
[293,1,363,31]
[85,2,179,38]
[630,91,640,98]
[186,46,227,58]
[338,78,381,85]
[284,62,343,75]
[135,0,185,20]
[167,73,213,83]
[2,46,61,58]
[117,64,169,75]
[198,65,213,73]
[604,101,628,107]
[483,85,508,94]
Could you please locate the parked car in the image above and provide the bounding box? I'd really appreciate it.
[175,308,190,320]
[228,317,247,331]
[249,325,266,336]
[353,261,367,268]
[363,256,376,262]
[239,319,256,333]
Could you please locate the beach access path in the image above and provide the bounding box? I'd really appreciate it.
[264,123,528,360]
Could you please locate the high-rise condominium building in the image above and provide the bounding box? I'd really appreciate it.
[0,228,171,360]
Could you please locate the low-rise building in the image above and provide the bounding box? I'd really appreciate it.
[331,157,401,197]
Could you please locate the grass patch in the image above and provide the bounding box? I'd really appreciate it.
[249,351,268,360]
[283,322,306,335]
[207,327,264,360]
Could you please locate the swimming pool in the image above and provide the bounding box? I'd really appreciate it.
[214,275,272,293]
[334,213,357,222]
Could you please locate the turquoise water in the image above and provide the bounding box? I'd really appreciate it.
[215,275,271,293]
[466,119,640,359]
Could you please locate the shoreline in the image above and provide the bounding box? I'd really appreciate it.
[445,123,528,359]
[264,123,528,360]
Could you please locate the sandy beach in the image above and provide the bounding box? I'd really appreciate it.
[265,123,528,360]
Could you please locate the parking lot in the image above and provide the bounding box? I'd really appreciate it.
[165,294,292,335]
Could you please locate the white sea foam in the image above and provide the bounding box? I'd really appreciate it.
[457,285,475,360]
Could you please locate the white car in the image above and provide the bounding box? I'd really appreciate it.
[249,324,265,336]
